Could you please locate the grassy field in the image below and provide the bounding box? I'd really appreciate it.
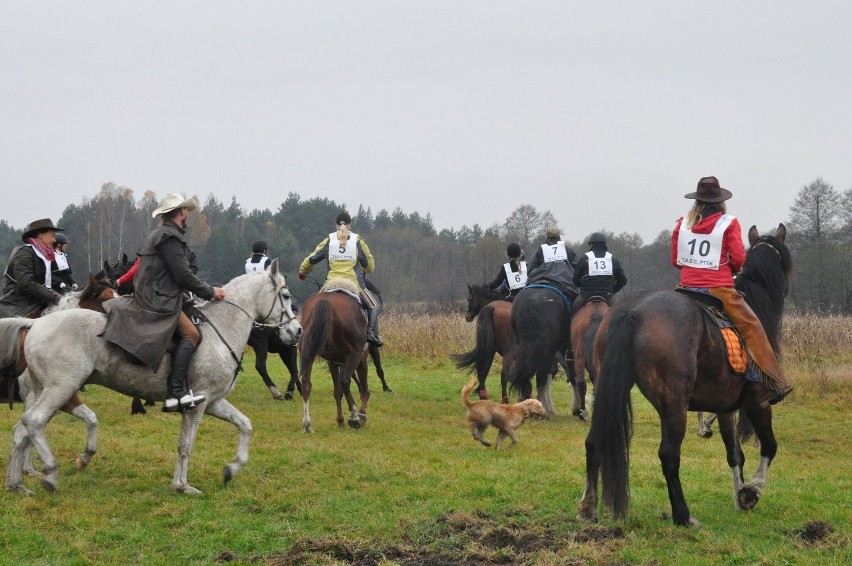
[0,312,850,565]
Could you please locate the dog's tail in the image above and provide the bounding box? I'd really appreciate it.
[461,375,478,408]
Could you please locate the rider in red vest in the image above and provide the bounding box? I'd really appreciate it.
[671,176,792,407]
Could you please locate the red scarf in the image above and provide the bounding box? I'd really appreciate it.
[27,237,55,263]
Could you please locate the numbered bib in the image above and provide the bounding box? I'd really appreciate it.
[586,251,613,276]
[245,255,268,274]
[541,241,568,263]
[329,232,358,261]
[503,261,528,290]
[676,214,734,270]
[54,251,70,271]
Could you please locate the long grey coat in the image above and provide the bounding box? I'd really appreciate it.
[0,245,56,318]
[101,221,214,371]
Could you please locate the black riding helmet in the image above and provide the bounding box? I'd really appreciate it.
[54,233,69,246]
[506,243,522,258]
[252,240,267,254]
[588,232,607,246]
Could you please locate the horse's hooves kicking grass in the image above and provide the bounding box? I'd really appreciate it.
[738,486,760,510]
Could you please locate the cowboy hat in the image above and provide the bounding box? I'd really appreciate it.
[151,193,198,217]
[684,176,733,202]
[21,218,64,242]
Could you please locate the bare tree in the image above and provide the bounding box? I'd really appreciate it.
[503,204,558,249]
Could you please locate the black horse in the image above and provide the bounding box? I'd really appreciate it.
[507,284,579,418]
[577,224,792,526]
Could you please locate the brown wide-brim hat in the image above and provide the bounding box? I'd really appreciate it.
[684,176,733,203]
[21,218,64,242]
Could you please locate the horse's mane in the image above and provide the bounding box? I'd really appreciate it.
[470,283,503,301]
[736,234,792,352]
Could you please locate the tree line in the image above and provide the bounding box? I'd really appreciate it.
[1,177,850,313]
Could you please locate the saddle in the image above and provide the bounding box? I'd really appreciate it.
[675,288,748,374]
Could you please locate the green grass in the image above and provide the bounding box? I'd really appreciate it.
[1,353,850,565]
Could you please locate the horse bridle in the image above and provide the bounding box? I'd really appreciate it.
[223,273,297,330]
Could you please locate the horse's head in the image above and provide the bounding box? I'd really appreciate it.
[108,253,135,295]
[78,273,116,313]
[256,259,302,345]
[744,223,793,290]
[465,283,501,322]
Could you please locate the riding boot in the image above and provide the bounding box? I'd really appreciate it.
[366,307,383,347]
[163,340,206,412]
[709,287,792,408]
[564,345,577,383]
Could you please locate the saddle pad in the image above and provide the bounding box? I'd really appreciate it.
[720,327,748,374]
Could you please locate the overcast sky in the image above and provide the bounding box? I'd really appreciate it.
[2,1,850,244]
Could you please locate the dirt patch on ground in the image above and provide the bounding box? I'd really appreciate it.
[256,508,626,565]
[790,521,836,546]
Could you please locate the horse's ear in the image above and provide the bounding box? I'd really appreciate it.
[268,258,279,276]
[122,253,128,263]
[103,260,112,278]
[748,225,759,247]
[775,223,786,243]
[89,273,98,287]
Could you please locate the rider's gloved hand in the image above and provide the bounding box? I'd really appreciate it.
[72,283,78,291]
[298,272,306,280]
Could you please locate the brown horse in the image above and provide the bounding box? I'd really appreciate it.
[299,279,370,433]
[567,298,610,418]
[577,224,792,526]
[452,299,514,403]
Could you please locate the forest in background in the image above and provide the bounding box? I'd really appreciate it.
[1,177,851,313]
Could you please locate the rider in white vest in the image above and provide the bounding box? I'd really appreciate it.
[526,226,579,300]
[487,243,527,299]
[571,232,627,311]
[51,232,77,294]
[245,240,272,274]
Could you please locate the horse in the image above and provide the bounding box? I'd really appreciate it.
[507,284,578,418]
[14,273,117,475]
[2,259,302,495]
[566,297,610,419]
[453,284,515,403]
[299,278,371,433]
[576,224,792,526]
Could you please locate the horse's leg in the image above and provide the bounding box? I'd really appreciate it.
[558,351,587,421]
[500,353,511,404]
[536,369,556,419]
[737,405,778,510]
[282,346,300,400]
[61,395,98,470]
[338,358,365,429]
[300,361,314,434]
[657,409,699,526]
[5,420,34,495]
[21,390,69,492]
[329,364,346,428]
[171,404,206,495]
[576,428,600,522]
[204,398,252,485]
[354,359,369,425]
[370,345,391,392]
[254,342,282,400]
[715,412,746,508]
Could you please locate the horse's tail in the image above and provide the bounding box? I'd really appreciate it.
[451,306,497,377]
[737,410,756,444]
[461,376,478,408]
[590,308,640,521]
[300,300,333,369]
[508,299,554,396]
[582,309,605,376]
[0,318,35,369]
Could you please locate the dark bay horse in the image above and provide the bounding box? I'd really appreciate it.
[453,299,514,403]
[299,279,371,433]
[508,284,578,418]
[577,224,792,526]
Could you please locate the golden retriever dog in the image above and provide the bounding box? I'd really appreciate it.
[461,376,546,449]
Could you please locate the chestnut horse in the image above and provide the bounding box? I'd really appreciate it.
[577,224,791,526]
[569,298,610,388]
[453,299,514,403]
[299,279,370,433]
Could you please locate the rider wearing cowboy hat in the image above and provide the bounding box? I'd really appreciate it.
[101,193,225,412]
[672,176,792,407]
[0,218,64,318]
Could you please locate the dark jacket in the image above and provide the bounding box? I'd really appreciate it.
[572,245,627,297]
[101,221,214,371]
[526,238,579,299]
[0,245,58,318]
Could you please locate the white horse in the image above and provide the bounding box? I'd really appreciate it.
[2,260,301,495]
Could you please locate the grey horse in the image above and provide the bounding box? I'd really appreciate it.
[2,259,301,496]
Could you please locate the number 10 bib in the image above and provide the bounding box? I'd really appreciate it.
[676,214,734,270]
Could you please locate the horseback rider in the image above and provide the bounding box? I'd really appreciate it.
[571,232,627,311]
[487,243,527,299]
[101,193,225,412]
[672,176,792,407]
[51,232,78,295]
[298,211,383,347]
[245,240,272,274]
[0,218,64,318]
[526,226,579,300]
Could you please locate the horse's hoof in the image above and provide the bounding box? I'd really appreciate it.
[737,486,761,510]
[303,426,313,434]
[698,430,713,439]
[40,479,57,493]
[75,456,88,471]
[348,417,362,429]
[175,485,203,496]
[572,409,588,421]
[284,391,294,401]
[223,465,234,485]
[7,483,34,497]
[478,389,489,400]
[687,516,702,527]
[269,387,283,400]
[383,387,393,393]
[575,510,597,523]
